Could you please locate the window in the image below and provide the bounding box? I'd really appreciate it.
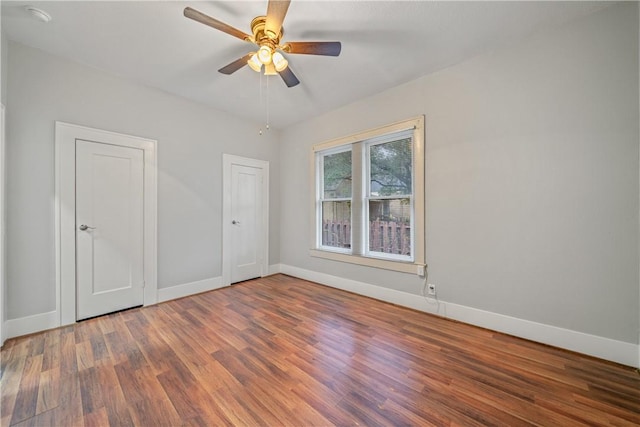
[311,117,425,274]
[319,148,352,251]
[366,134,413,260]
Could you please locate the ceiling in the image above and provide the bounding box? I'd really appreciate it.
[1,1,613,129]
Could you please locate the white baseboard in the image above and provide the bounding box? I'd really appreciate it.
[267,264,282,276]
[3,276,226,341]
[280,264,639,368]
[4,310,59,340]
[157,276,225,303]
[157,268,285,303]
[4,268,637,368]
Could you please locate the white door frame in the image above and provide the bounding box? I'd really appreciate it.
[55,122,157,325]
[0,104,5,345]
[222,154,269,286]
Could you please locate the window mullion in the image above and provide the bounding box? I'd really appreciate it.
[351,143,364,256]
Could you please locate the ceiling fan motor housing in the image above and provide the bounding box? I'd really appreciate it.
[251,15,282,56]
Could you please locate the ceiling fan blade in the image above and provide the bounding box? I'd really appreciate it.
[265,0,291,39]
[218,53,253,75]
[278,66,300,88]
[283,41,341,56]
[184,7,252,42]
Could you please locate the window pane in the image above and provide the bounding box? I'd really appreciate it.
[369,138,412,196]
[322,201,351,249]
[368,198,411,256]
[323,150,352,199]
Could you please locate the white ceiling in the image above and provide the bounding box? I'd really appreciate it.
[1,1,613,129]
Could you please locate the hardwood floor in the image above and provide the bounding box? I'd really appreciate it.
[1,274,639,426]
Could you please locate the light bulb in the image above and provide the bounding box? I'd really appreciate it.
[247,53,262,72]
[272,52,288,72]
[257,46,272,65]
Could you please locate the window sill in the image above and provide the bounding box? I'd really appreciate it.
[309,249,423,275]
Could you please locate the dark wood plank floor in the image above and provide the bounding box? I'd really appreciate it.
[2,274,639,426]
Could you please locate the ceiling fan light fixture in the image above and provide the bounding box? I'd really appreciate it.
[272,52,288,72]
[248,53,262,72]
[257,45,273,65]
[264,63,278,76]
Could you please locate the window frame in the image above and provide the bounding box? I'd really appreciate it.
[364,130,415,262]
[310,116,425,275]
[316,145,353,254]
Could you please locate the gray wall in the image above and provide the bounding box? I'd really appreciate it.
[4,2,638,347]
[1,31,7,105]
[5,41,281,319]
[279,3,639,343]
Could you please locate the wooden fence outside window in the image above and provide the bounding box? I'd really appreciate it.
[322,220,410,255]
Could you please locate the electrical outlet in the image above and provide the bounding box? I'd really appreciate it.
[427,284,436,296]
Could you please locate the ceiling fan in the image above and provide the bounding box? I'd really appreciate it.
[184,0,341,88]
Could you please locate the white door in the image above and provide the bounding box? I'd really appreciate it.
[230,164,264,283]
[75,140,144,320]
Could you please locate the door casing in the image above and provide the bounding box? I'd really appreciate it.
[55,122,157,325]
[0,104,5,345]
[222,154,269,286]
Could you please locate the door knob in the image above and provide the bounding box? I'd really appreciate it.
[79,224,96,231]
[232,220,240,225]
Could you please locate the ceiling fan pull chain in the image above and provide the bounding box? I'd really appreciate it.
[266,75,270,131]
[259,70,264,135]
